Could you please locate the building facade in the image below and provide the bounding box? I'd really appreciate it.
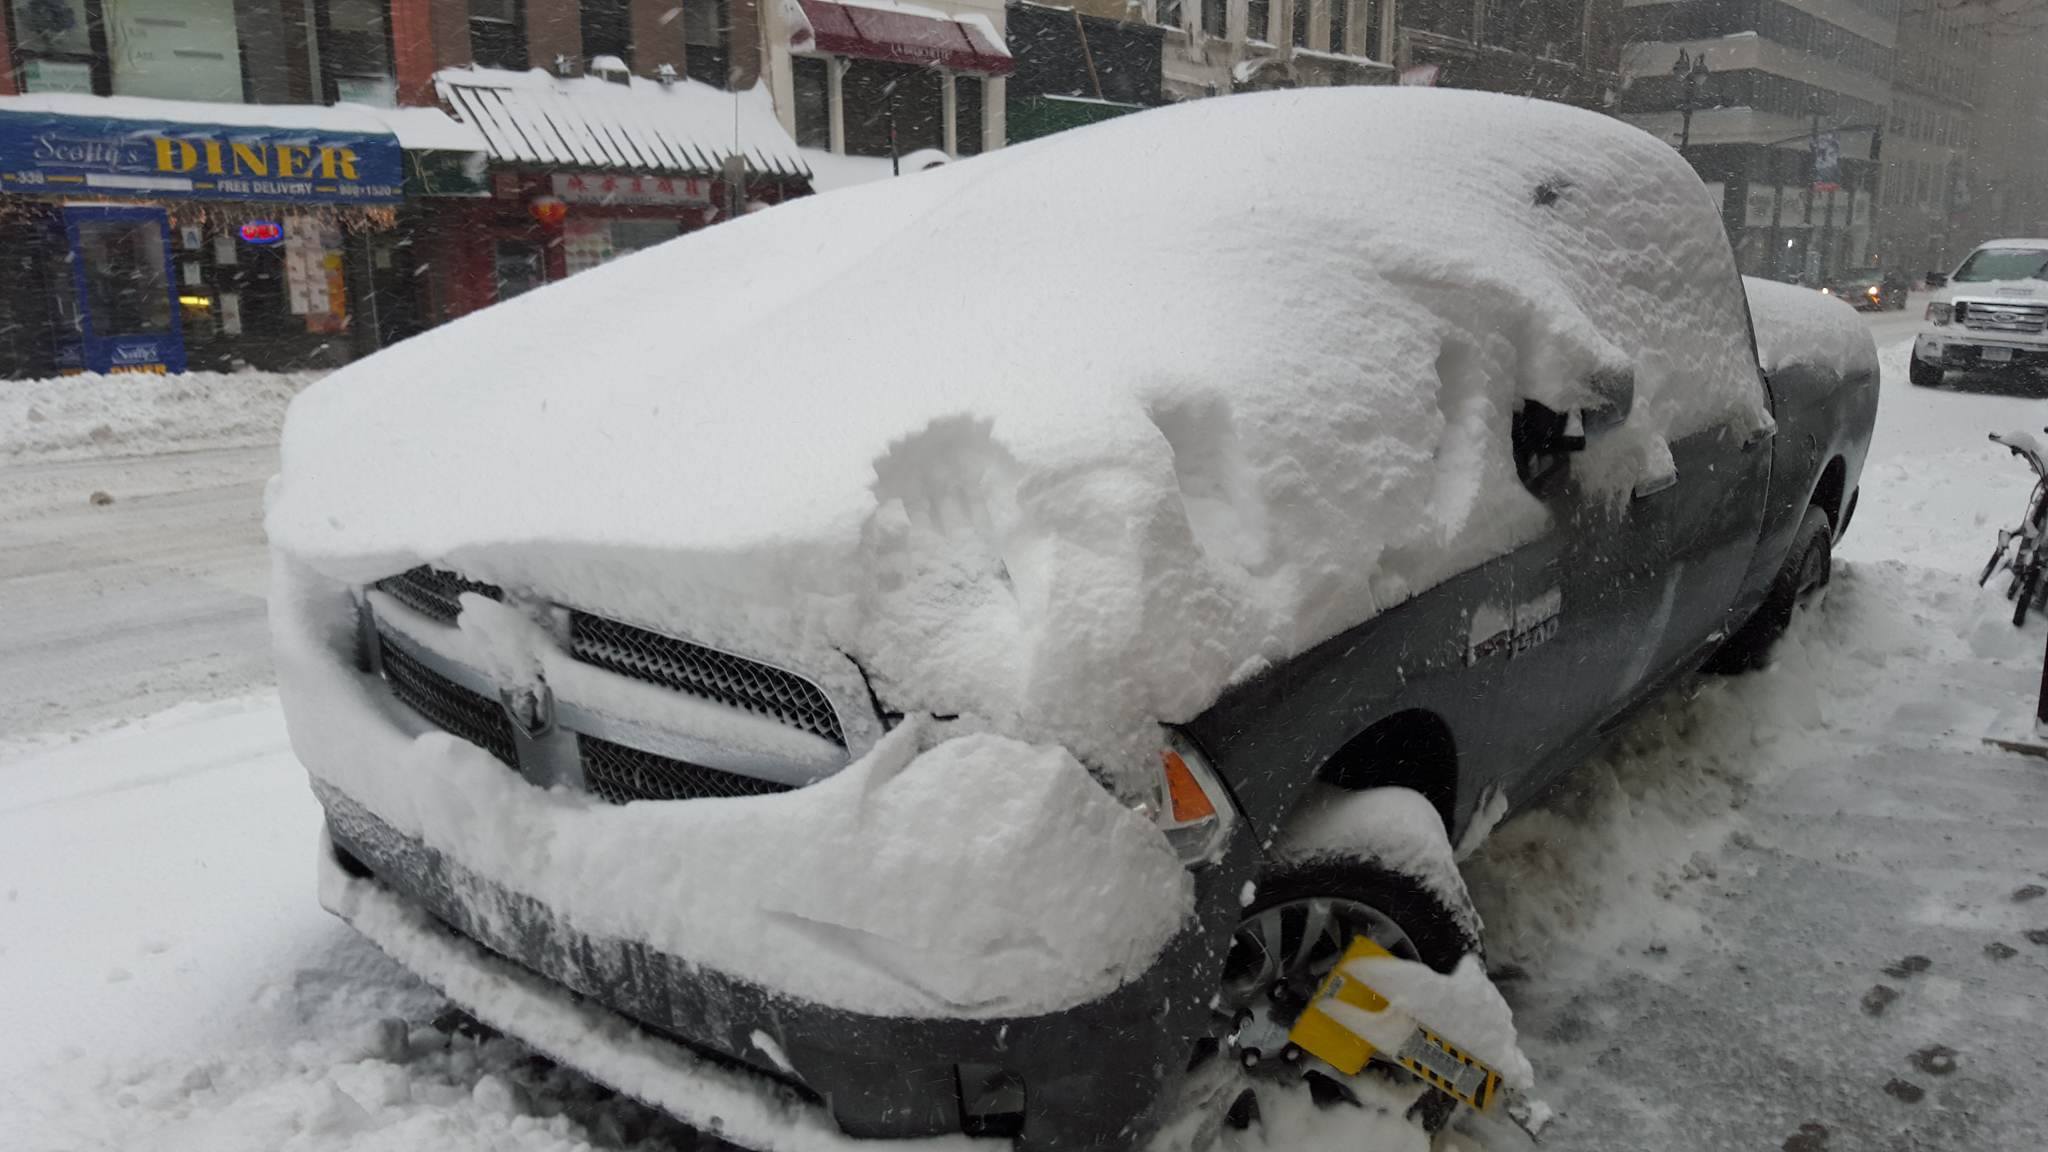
[1004,0,1164,142]
[1621,0,1899,284]
[761,0,1014,163]
[1396,0,1622,106]
[1959,21,2048,252]
[0,0,813,378]
[1877,0,1984,277]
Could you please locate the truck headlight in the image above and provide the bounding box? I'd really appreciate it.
[1928,302,1954,326]
[1135,732,1236,866]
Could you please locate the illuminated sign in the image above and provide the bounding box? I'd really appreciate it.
[239,219,283,245]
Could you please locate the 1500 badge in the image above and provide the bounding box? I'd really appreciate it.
[1466,588,1562,666]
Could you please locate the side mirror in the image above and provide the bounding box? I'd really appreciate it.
[1925,271,1949,288]
[1512,371,1634,492]
[1579,367,1635,437]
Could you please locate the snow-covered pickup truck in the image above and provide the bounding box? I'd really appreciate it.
[268,89,1876,1150]
[1911,239,2048,385]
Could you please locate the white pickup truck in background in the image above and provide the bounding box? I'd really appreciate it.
[1911,239,2048,386]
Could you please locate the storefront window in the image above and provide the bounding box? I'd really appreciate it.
[1154,0,1180,29]
[12,0,92,54]
[1329,0,1348,52]
[495,240,545,300]
[793,56,831,149]
[684,0,729,88]
[581,0,631,64]
[1200,0,1224,38]
[104,0,242,101]
[841,60,943,158]
[471,0,527,70]
[76,217,173,336]
[1291,0,1308,47]
[1247,0,1270,41]
[11,0,98,91]
[321,0,395,105]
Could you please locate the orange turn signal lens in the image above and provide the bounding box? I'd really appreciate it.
[1162,749,1217,824]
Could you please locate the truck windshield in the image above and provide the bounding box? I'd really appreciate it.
[1953,248,2048,282]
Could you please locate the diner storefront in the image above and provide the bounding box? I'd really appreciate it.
[0,95,411,376]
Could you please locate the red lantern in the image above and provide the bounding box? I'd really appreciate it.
[528,195,568,228]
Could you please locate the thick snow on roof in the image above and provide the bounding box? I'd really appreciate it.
[362,104,487,152]
[434,68,809,178]
[0,91,400,134]
[272,87,1768,773]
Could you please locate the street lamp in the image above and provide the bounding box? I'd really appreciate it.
[1671,49,1711,154]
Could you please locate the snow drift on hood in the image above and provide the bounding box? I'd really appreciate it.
[270,87,1768,774]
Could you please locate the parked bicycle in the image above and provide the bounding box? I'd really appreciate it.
[1983,428,2048,625]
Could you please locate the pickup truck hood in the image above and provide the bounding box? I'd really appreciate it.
[268,88,1770,772]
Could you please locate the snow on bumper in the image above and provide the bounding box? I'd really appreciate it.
[317,833,983,1152]
[275,559,1221,1141]
[275,560,1192,1018]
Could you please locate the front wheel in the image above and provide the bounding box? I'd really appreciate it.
[1202,788,1481,1137]
[1909,355,1945,387]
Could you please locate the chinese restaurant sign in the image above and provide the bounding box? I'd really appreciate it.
[0,110,404,204]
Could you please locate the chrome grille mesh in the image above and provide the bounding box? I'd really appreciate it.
[380,638,520,768]
[567,612,846,747]
[579,736,795,804]
[1959,301,2048,334]
[374,566,504,624]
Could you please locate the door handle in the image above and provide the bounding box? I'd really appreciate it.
[1634,471,1678,500]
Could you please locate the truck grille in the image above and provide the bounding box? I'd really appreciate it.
[1959,300,2048,334]
[380,638,520,768]
[568,612,846,747]
[579,736,795,804]
[374,566,504,625]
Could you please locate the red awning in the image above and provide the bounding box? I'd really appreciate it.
[797,0,1014,76]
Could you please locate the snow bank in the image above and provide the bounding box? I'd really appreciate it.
[270,87,1766,780]
[2,370,315,462]
[1744,276,1880,378]
[277,560,1191,1017]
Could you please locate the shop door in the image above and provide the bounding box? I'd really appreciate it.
[64,205,186,374]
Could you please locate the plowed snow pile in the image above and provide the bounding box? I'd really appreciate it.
[270,87,1769,779]
[2,370,315,461]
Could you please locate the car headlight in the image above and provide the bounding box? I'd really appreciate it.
[1132,732,1237,867]
[1928,302,1954,326]
[1866,285,1881,299]
[1820,286,1833,295]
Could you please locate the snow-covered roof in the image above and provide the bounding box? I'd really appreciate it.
[362,104,487,153]
[272,88,1769,777]
[433,67,809,179]
[0,91,401,135]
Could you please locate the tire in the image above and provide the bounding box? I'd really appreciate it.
[1909,355,1945,387]
[1205,788,1480,1136]
[1708,505,1833,673]
[2015,559,2042,627]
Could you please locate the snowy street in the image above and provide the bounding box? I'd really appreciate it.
[6,305,2048,1151]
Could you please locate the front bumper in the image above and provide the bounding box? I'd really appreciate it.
[1915,331,2048,370]
[278,563,1250,1149]
[319,786,1245,1149]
